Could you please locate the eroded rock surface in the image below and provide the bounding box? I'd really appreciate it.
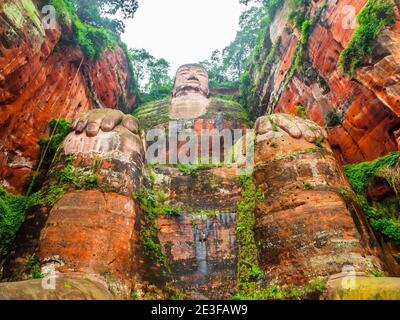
[0,0,136,194]
[2,112,147,299]
[254,114,387,285]
[244,0,400,164]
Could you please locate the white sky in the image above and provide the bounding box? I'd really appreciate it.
[121,0,246,75]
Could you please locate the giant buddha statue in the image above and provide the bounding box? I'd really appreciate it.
[1,65,400,300]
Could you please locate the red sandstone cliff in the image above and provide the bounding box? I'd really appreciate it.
[244,0,400,164]
[0,0,136,194]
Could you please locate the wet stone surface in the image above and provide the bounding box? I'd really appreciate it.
[157,212,238,300]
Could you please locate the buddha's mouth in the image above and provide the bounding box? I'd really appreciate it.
[186,76,200,85]
[186,80,199,86]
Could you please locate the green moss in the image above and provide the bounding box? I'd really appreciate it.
[288,0,308,31]
[267,116,279,132]
[0,188,31,256]
[37,119,71,170]
[3,2,26,30]
[133,98,171,130]
[236,175,260,290]
[64,281,72,289]
[369,270,384,278]
[296,104,307,118]
[232,279,326,300]
[50,0,116,60]
[58,163,101,191]
[304,181,314,190]
[343,152,400,194]
[339,0,396,75]
[313,138,324,148]
[176,163,224,176]
[23,255,43,279]
[134,186,180,267]
[208,97,252,126]
[291,19,313,76]
[255,189,265,202]
[344,152,400,245]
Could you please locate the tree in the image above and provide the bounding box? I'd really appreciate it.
[201,5,265,84]
[71,0,139,34]
[130,48,173,103]
[147,58,171,92]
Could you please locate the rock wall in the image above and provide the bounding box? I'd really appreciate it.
[0,0,136,194]
[2,112,148,299]
[244,0,400,165]
[254,114,392,285]
[135,97,249,299]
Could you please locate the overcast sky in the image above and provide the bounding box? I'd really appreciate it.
[121,0,246,75]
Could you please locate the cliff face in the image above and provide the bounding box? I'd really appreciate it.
[0,0,136,194]
[243,0,400,164]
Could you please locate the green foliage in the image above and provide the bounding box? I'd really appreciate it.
[255,189,265,201]
[268,117,279,132]
[371,217,400,245]
[201,5,267,85]
[354,194,400,246]
[176,163,224,176]
[343,152,400,194]
[170,291,185,300]
[339,0,395,75]
[296,104,307,118]
[370,270,384,277]
[52,160,100,192]
[134,186,183,266]
[232,279,326,300]
[313,138,324,148]
[42,185,66,207]
[236,175,260,290]
[50,0,139,59]
[293,19,312,75]
[130,48,173,105]
[50,0,111,59]
[288,0,308,30]
[24,255,43,279]
[304,181,314,190]
[37,119,71,170]
[130,291,139,300]
[344,152,400,245]
[0,188,31,256]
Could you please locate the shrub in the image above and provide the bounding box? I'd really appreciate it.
[304,182,314,190]
[339,0,395,75]
[24,255,43,279]
[288,0,308,30]
[313,138,324,148]
[50,0,117,60]
[296,104,307,118]
[343,152,400,194]
[37,119,71,171]
[0,188,31,256]
[344,152,400,245]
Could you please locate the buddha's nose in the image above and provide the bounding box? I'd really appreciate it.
[188,74,198,81]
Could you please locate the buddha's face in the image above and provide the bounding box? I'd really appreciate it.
[173,65,209,98]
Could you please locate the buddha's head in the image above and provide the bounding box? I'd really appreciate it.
[173,64,209,98]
